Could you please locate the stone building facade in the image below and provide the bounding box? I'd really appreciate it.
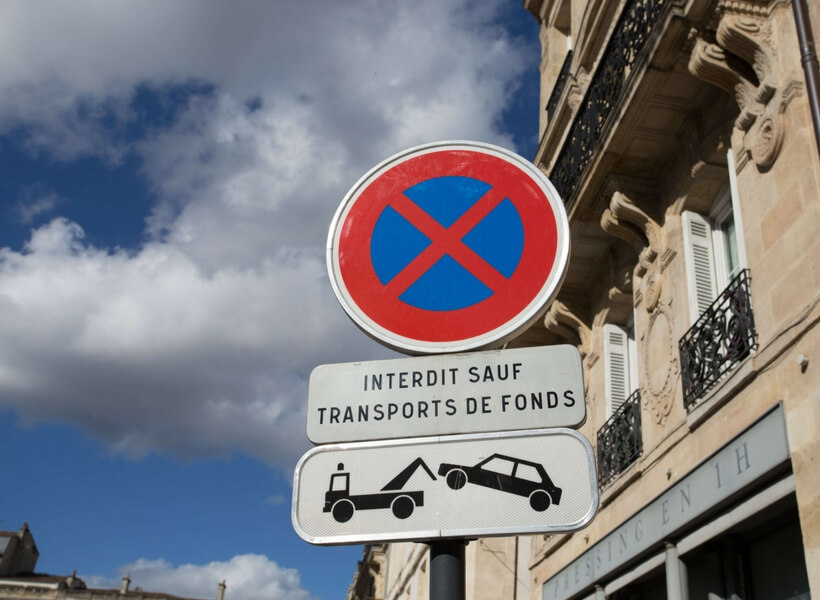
[349,0,818,598]
[347,538,531,600]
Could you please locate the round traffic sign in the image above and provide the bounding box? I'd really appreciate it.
[327,141,569,354]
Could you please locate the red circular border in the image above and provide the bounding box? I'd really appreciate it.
[335,149,559,343]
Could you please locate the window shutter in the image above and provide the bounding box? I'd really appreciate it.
[682,210,718,321]
[604,324,630,416]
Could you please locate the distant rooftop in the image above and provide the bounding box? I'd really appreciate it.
[0,524,225,600]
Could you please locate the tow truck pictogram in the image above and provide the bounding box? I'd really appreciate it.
[324,457,437,522]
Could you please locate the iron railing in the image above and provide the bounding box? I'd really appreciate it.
[597,389,643,488]
[546,50,574,119]
[679,269,758,410]
[549,0,668,202]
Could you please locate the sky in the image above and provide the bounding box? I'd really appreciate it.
[0,2,541,599]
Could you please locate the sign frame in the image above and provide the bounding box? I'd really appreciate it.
[292,428,599,546]
[326,140,570,355]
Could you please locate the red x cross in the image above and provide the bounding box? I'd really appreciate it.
[383,186,510,299]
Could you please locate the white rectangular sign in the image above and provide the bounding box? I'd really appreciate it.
[292,428,598,545]
[307,345,585,444]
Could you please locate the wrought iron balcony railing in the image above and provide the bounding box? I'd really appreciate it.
[597,389,643,488]
[549,0,668,202]
[679,269,758,410]
[546,50,574,119]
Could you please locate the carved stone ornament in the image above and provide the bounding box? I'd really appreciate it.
[640,300,680,424]
[543,299,592,358]
[567,69,591,112]
[688,9,799,171]
[608,264,634,309]
[642,268,663,312]
[600,188,674,313]
[543,299,594,395]
[749,112,783,168]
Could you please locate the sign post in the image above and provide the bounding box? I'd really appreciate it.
[430,541,465,600]
[294,140,593,600]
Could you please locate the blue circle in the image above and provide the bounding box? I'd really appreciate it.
[370,176,524,311]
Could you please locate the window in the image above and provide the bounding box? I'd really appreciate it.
[603,319,638,416]
[682,150,746,322]
[515,463,542,483]
[713,193,741,283]
[330,472,349,492]
[482,457,514,476]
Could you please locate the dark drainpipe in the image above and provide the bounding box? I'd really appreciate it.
[793,0,820,158]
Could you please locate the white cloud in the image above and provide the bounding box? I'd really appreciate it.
[265,494,287,507]
[84,555,312,600]
[0,0,536,468]
[15,183,63,224]
[0,218,376,467]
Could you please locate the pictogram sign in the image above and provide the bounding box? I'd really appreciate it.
[292,428,598,545]
[327,141,569,354]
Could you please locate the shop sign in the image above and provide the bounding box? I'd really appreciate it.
[542,405,789,600]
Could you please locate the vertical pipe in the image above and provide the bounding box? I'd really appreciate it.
[429,540,465,600]
[793,0,820,158]
[665,543,689,600]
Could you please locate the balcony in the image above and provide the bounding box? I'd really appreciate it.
[597,389,643,488]
[679,269,758,410]
[548,0,668,203]
[546,50,574,120]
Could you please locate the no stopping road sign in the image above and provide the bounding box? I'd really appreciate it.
[327,141,569,354]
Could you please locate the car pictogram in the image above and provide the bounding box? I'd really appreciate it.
[437,453,562,511]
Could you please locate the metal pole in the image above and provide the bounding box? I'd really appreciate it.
[429,540,465,600]
[793,0,820,158]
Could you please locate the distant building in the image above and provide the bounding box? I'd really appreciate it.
[0,523,39,579]
[346,544,386,600]
[346,538,531,600]
[0,524,226,600]
[356,0,819,597]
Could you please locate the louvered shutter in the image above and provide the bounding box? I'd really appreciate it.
[682,210,718,322]
[604,323,630,416]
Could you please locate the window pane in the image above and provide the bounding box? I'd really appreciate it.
[721,212,740,279]
[516,464,541,483]
[748,518,811,599]
[331,473,349,492]
[482,457,514,476]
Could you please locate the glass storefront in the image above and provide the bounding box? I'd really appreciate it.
[611,495,810,600]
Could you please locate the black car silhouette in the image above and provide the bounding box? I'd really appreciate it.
[438,453,562,511]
